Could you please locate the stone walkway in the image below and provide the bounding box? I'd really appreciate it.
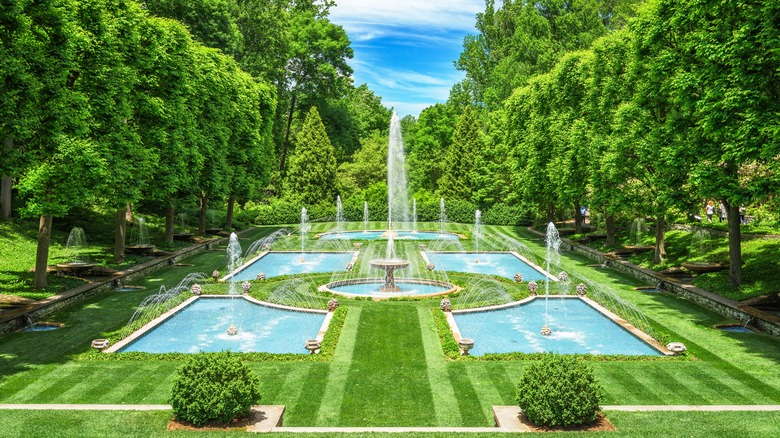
[1,404,778,433]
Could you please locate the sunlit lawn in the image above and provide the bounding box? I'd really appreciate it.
[1,223,779,436]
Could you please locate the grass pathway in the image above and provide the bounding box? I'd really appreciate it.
[417,306,463,425]
[314,306,361,425]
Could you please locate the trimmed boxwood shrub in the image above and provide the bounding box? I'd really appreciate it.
[170,352,261,426]
[516,354,603,427]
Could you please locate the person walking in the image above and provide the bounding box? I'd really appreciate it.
[739,205,747,224]
[706,201,715,223]
[718,201,727,222]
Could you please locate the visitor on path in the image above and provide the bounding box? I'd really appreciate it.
[718,201,727,222]
[706,201,714,223]
[739,205,747,224]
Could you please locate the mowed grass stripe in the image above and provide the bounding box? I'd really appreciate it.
[1,365,82,403]
[483,362,522,405]
[263,363,313,409]
[287,363,330,425]
[595,364,667,405]
[446,362,492,426]
[338,302,436,426]
[464,363,505,423]
[417,306,462,426]
[315,306,361,426]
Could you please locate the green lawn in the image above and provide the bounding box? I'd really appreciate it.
[1,223,779,436]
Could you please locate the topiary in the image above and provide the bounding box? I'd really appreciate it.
[516,354,603,427]
[169,352,261,426]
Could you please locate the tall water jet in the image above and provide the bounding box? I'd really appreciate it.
[226,232,242,295]
[474,210,482,263]
[127,216,155,254]
[542,222,561,336]
[57,227,95,275]
[363,201,369,232]
[629,218,647,246]
[387,112,409,230]
[412,198,417,233]
[439,198,447,233]
[300,207,309,260]
[335,195,344,231]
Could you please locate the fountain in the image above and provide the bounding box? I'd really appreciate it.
[57,227,95,276]
[387,112,410,230]
[300,207,309,261]
[335,195,344,231]
[474,210,482,263]
[624,218,653,254]
[226,233,242,295]
[205,209,222,234]
[412,198,417,233]
[439,198,447,233]
[682,228,726,274]
[127,216,155,255]
[369,234,410,292]
[173,212,194,240]
[363,201,369,232]
[542,222,561,336]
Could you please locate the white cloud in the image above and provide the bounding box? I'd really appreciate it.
[330,0,484,35]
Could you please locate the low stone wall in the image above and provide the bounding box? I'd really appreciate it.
[0,237,226,334]
[533,228,780,337]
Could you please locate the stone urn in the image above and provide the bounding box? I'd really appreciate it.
[211,270,220,281]
[440,298,452,312]
[256,272,266,281]
[576,283,588,296]
[426,263,436,271]
[666,342,687,354]
[305,339,321,354]
[327,299,339,311]
[558,271,569,282]
[527,281,539,296]
[345,262,353,271]
[190,284,202,295]
[514,272,523,283]
[91,339,110,350]
[227,324,238,336]
[241,281,251,294]
[458,338,475,356]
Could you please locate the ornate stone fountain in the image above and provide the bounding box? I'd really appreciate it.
[369,258,410,292]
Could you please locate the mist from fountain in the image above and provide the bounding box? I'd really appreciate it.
[439,198,447,233]
[629,218,648,246]
[65,227,90,264]
[227,233,242,295]
[300,207,309,257]
[363,201,369,232]
[412,198,417,233]
[543,222,561,334]
[132,216,150,246]
[244,229,289,258]
[474,210,482,262]
[336,195,344,231]
[388,112,409,229]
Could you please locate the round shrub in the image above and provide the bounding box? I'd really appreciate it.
[516,354,603,427]
[169,352,261,426]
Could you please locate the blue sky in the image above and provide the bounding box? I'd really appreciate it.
[329,1,485,118]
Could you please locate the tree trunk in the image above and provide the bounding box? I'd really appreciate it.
[605,215,616,246]
[34,214,53,289]
[2,137,13,220]
[114,209,126,263]
[574,201,582,234]
[225,196,235,230]
[727,203,742,286]
[198,194,207,235]
[165,204,175,244]
[653,214,667,264]
[1,174,11,220]
[279,93,297,175]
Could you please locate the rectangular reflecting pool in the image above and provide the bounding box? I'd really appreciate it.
[118,297,325,354]
[228,251,354,280]
[452,297,662,356]
[425,252,549,281]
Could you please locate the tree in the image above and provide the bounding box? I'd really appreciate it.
[440,107,482,201]
[285,106,337,205]
[336,131,388,198]
[406,104,456,194]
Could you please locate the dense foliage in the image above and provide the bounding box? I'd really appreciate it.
[169,352,261,426]
[516,354,603,427]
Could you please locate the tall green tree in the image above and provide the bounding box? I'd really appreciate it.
[406,104,456,194]
[285,106,337,205]
[440,107,483,201]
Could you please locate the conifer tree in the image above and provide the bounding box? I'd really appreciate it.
[285,107,337,205]
[440,107,481,201]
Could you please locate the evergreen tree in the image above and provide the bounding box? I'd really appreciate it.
[285,107,337,205]
[440,107,482,201]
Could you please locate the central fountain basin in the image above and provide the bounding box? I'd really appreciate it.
[320,278,457,298]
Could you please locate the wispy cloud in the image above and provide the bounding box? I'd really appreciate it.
[330,0,483,116]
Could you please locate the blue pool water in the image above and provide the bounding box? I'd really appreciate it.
[453,298,661,356]
[327,280,453,297]
[119,297,325,354]
[719,325,753,333]
[23,323,61,332]
[425,252,548,281]
[230,252,353,280]
[319,230,459,241]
